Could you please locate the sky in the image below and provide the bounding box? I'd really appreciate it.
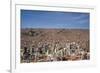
[21,10,90,29]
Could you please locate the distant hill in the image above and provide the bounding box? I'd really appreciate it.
[21,28,89,50]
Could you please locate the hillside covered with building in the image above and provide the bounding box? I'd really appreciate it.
[20,29,89,63]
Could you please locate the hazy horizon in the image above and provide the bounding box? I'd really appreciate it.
[21,27,89,30]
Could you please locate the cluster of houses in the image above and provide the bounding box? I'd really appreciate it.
[21,41,90,63]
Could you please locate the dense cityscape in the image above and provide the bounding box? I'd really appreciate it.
[20,29,89,63]
[21,10,90,63]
